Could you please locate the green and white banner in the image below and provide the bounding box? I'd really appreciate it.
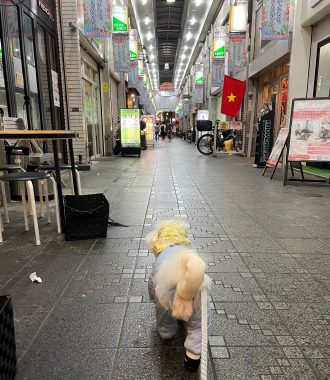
[195,65,204,85]
[112,5,128,33]
[212,30,226,59]
[120,109,141,148]
[129,29,138,60]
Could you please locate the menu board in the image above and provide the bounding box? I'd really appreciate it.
[141,115,154,145]
[267,128,289,166]
[288,98,330,162]
[120,109,140,148]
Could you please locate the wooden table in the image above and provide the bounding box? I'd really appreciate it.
[0,130,79,231]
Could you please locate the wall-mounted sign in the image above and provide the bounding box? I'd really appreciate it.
[15,72,24,88]
[261,0,290,40]
[120,108,141,148]
[38,0,55,21]
[51,70,60,107]
[112,5,128,33]
[197,110,209,121]
[103,82,109,93]
[71,108,80,112]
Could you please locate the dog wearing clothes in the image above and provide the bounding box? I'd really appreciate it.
[147,220,211,372]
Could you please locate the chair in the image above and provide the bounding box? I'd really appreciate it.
[37,164,82,195]
[0,164,24,223]
[0,172,61,245]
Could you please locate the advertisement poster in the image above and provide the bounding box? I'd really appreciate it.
[112,5,128,33]
[288,98,330,162]
[211,59,225,89]
[141,115,154,145]
[197,110,209,121]
[129,29,138,60]
[83,0,112,37]
[120,109,140,148]
[194,85,204,104]
[267,128,289,166]
[261,0,290,40]
[51,70,60,107]
[138,59,144,77]
[228,33,247,72]
[113,34,130,72]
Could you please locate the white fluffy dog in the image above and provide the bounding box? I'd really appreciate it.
[147,219,211,372]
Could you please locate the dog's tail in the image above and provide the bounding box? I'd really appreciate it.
[172,251,206,321]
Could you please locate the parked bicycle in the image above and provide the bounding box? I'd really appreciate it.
[196,128,238,156]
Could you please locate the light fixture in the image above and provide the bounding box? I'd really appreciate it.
[146,32,153,40]
[186,32,193,41]
[190,17,197,25]
[167,0,176,3]
[164,62,169,70]
[149,53,155,60]
[144,16,151,25]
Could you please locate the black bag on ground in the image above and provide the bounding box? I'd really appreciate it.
[0,296,17,380]
[64,193,109,240]
[196,120,212,131]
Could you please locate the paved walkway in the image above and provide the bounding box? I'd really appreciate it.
[1,139,330,379]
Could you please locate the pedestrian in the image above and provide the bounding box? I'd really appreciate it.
[155,124,160,141]
[160,124,166,140]
[147,220,211,373]
[166,121,173,141]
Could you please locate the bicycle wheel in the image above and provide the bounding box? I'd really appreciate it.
[197,134,214,155]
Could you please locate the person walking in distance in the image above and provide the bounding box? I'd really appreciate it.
[166,121,173,141]
[155,124,160,141]
[160,124,166,140]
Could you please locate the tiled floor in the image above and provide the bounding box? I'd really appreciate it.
[1,139,330,379]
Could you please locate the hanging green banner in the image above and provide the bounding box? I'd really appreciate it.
[212,30,226,59]
[112,5,128,33]
[195,65,204,85]
[129,29,138,60]
[261,0,290,40]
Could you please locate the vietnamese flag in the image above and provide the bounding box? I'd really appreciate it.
[221,75,246,118]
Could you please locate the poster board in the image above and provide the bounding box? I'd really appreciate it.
[284,98,330,185]
[141,115,154,147]
[262,128,289,179]
[120,108,141,156]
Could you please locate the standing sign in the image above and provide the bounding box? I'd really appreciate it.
[257,110,274,167]
[120,109,140,149]
[288,98,330,162]
[113,34,130,72]
[141,115,154,146]
[112,5,128,33]
[261,0,290,40]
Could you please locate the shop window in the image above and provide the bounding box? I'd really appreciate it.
[7,6,27,125]
[0,40,8,117]
[23,14,41,129]
[314,38,330,97]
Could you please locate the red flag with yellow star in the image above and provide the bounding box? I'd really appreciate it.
[221,75,246,118]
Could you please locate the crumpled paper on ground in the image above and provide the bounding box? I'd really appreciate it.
[29,272,42,283]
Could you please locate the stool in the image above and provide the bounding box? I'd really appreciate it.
[0,172,61,245]
[38,164,82,195]
[0,164,24,224]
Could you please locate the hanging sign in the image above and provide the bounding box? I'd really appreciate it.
[229,1,248,33]
[212,31,226,59]
[261,0,290,40]
[120,108,140,148]
[129,29,138,60]
[211,59,225,89]
[138,60,144,77]
[228,33,247,72]
[128,60,138,88]
[112,34,130,72]
[51,70,60,107]
[195,66,204,85]
[194,85,204,104]
[288,98,330,162]
[112,5,128,33]
[83,0,112,37]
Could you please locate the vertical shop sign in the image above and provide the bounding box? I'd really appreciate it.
[195,65,204,85]
[51,70,60,107]
[84,0,112,37]
[120,108,140,148]
[138,59,144,77]
[211,59,225,89]
[112,5,128,33]
[77,0,85,32]
[261,0,290,40]
[112,34,130,72]
[228,33,247,72]
[129,29,138,60]
[258,110,274,166]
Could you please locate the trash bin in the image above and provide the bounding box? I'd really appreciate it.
[5,145,30,201]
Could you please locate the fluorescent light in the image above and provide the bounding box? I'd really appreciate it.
[146,32,153,40]
[144,16,151,25]
[164,63,169,70]
[190,17,197,25]
[149,45,154,50]
[186,32,193,41]
[149,54,155,60]
[167,0,175,3]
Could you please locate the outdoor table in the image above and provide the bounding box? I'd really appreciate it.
[0,130,79,231]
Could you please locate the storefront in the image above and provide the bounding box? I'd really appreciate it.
[0,0,64,132]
